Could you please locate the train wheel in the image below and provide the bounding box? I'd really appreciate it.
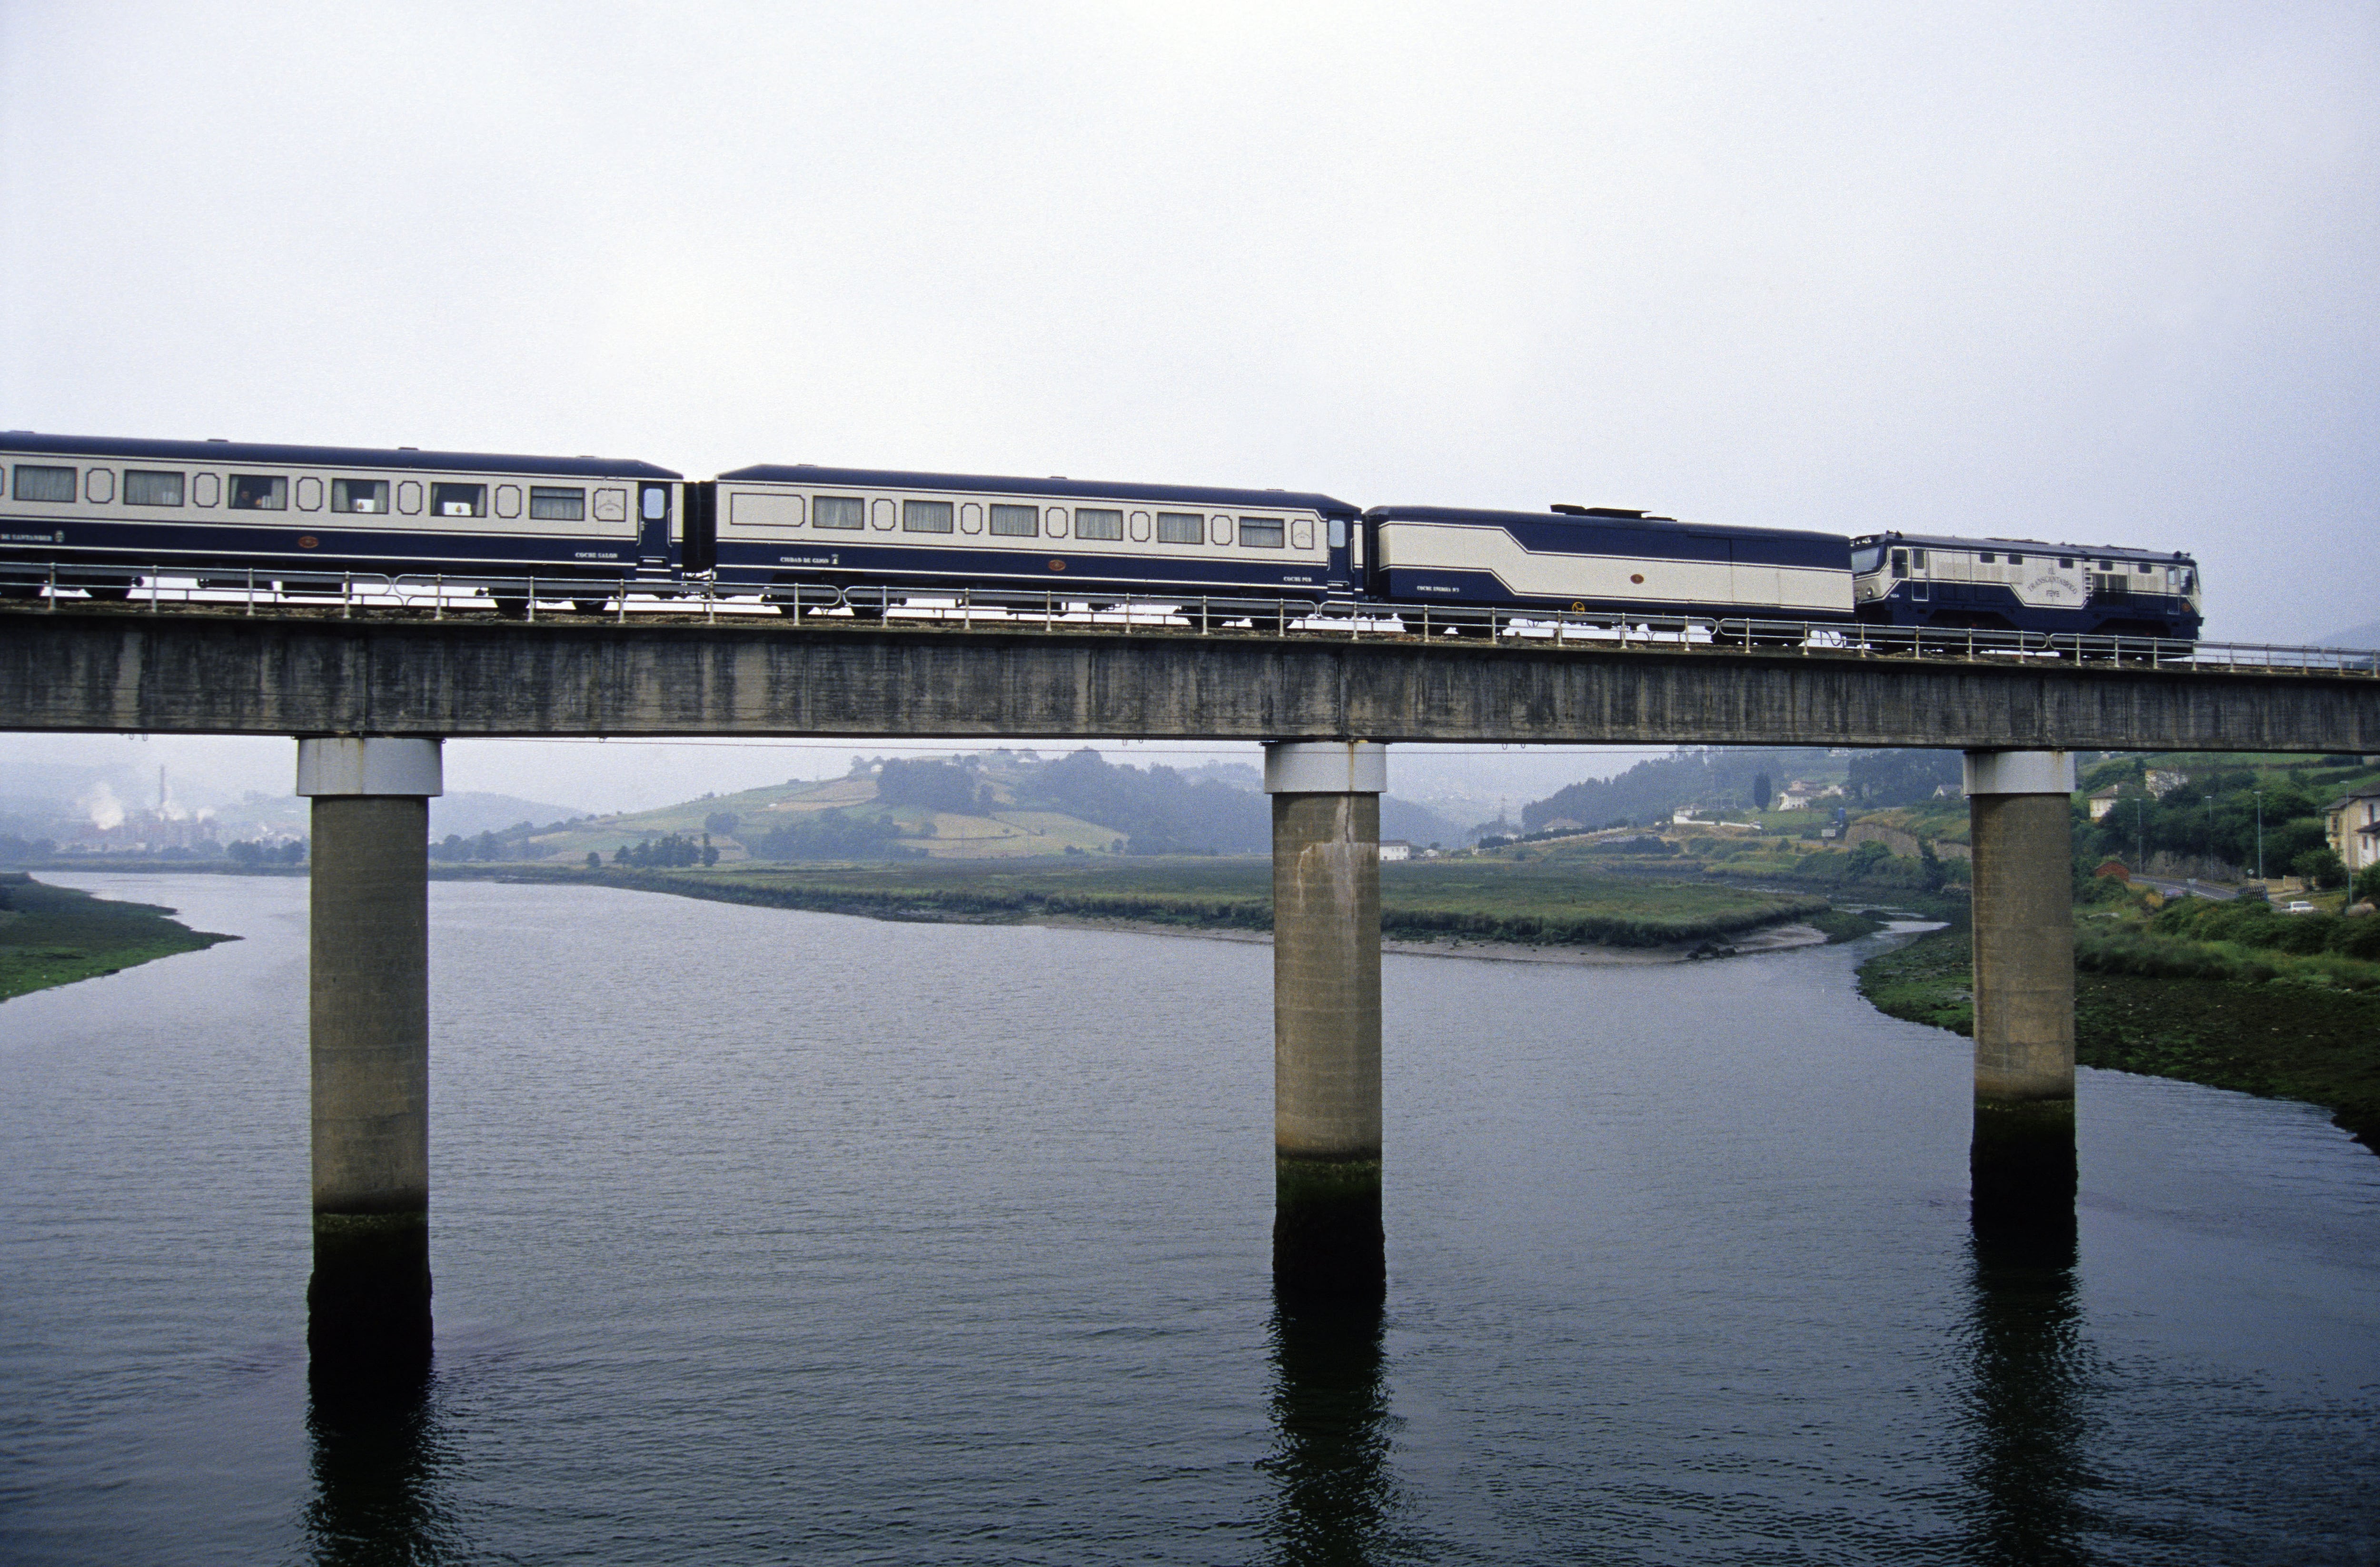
[491,595,530,619]
[86,584,132,601]
[572,598,610,617]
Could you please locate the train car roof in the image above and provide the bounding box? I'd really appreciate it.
[0,431,680,480]
[1851,530,2194,563]
[1367,503,1846,547]
[720,463,1360,514]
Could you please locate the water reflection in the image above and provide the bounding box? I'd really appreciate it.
[1259,1292,1401,1566]
[1958,1205,2093,1566]
[303,1370,465,1565]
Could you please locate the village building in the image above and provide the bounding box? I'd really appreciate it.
[1379,840,1415,863]
[2326,788,2380,875]
[2087,785,2124,822]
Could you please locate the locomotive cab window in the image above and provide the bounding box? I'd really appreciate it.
[431,483,486,518]
[813,495,865,530]
[1156,511,1203,544]
[530,486,585,521]
[332,479,388,514]
[1239,516,1286,548]
[1073,507,1124,542]
[1888,549,1906,574]
[12,464,76,503]
[124,470,184,507]
[989,503,1038,537]
[229,474,288,510]
[902,499,955,533]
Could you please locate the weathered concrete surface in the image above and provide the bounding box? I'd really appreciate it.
[1968,789,2079,1225]
[1271,788,1385,1303]
[4,608,2377,747]
[307,792,433,1384]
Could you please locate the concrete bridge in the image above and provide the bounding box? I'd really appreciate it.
[7,603,2376,1386]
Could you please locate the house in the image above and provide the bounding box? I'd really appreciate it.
[2326,789,2380,875]
[2087,785,2123,822]
[1379,840,1415,863]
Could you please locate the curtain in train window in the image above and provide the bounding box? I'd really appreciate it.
[12,465,76,502]
[989,504,1038,537]
[124,470,185,507]
[229,474,288,510]
[1073,508,1124,541]
[902,500,955,533]
[333,479,389,514]
[530,487,586,521]
[1238,516,1286,548]
[813,495,865,530]
[1156,512,1203,544]
[430,483,486,518]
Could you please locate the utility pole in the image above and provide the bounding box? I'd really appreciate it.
[2253,789,2266,881]
[2135,797,2146,872]
[2203,794,2214,879]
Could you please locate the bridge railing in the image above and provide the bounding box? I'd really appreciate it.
[2,560,2374,677]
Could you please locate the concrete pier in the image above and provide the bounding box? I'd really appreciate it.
[1963,749,2078,1231]
[298,735,443,1388]
[1264,741,1387,1304]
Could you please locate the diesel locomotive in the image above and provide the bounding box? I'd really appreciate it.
[0,430,2203,641]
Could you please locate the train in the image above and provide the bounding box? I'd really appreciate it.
[0,430,2204,642]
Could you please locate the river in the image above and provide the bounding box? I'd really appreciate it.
[2,873,2376,1564]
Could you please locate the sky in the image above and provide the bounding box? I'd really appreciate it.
[4,2,2375,813]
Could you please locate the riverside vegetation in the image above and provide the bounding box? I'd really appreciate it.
[1859,873,2380,1151]
[472,856,1840,952]
[0,873,234,1002]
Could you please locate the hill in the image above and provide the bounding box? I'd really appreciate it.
[446,749,1469,866]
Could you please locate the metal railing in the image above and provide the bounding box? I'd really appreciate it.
[2,560,2373,677]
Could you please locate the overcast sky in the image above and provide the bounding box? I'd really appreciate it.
[4,3,2374,811]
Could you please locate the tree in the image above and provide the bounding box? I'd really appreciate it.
[2291,847,2346,890]
[585,851,602,871]
[1752,772,1772,811]
[704,811,740,837]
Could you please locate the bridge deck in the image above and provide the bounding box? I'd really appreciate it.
[2,604,2374,749]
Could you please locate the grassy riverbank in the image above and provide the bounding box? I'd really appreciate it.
[0,873,236,1002]
[1859,922,2380,1152]
[450,856,1840,951]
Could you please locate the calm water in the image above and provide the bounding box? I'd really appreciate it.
[2,873,2377,1565]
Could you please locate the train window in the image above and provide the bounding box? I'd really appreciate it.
[989,503,1038,537]
[2057,557,2073,569]
[1074,507,1124,542]
[431,482,485,518]
[1887,549,1905,574]
[1909,548,1926,568]
[1157,511,1203,544]
[2006,553,2023,566]
[1978,552,1995,564]
[229,474,288,510]
[2136,562,2153,574]
[902,499,955,533]
[124,470,184,507]
[813,495,865,530]
[1850,546,1883,573]
[12,464,75,503]
[1240,517,1286,549]
[331,479,387,514]
[1329,518,1347,550]
[530,487,585,521]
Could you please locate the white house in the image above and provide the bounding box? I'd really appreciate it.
[1380,840,1415,862]
[2326,789,2380,875]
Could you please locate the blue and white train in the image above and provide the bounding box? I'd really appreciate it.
[0,430,2204,642]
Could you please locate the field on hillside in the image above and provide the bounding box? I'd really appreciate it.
[0,875,235,1001]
